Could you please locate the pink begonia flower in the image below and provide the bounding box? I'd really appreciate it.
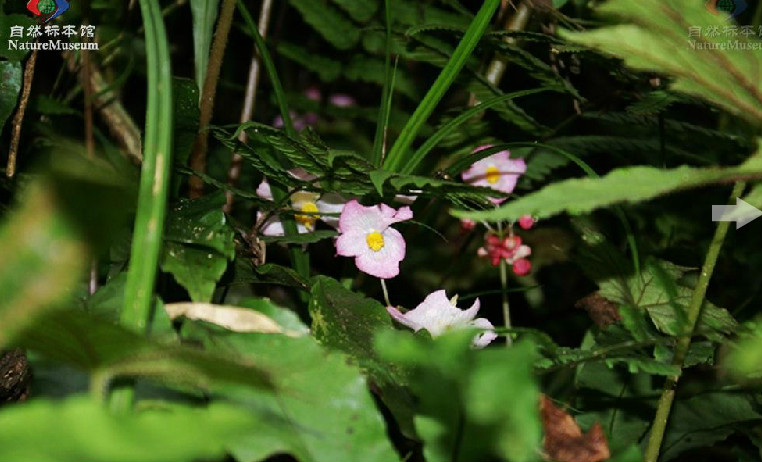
[387,290,497,348]
[335,200,412,279]
[462,145,527,204]
[256,172,346,236]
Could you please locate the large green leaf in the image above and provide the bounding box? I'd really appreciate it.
[597,260,737,341]
[453,153,762,221]
[0,397,252,462]
[376,331,541,462]
[190,0,221,95]
[181,322,400,462]
[172,77,200,167]
[309,276,416,436]
[562,0,762,124]
[11,310,273,393]
[0,61,21,133]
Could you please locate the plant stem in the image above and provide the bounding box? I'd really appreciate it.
[225,0,273,213]
[113,0,173,410]
[380,279,392,307]
[188,0,237,199]
[643,181,746,462]
[7,49,38,178]
[497,221,512,346]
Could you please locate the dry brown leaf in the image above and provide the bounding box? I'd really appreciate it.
[541,395,610,462]
[575,292,622,329]
[164,303,303,337]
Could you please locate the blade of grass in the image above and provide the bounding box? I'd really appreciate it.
[382,0,501,173]
[237,0,309,281]
[113,0,174,410]
[402,88,550,175]
[371,0,395,166]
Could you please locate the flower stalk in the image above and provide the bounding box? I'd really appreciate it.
[643,181,746,462]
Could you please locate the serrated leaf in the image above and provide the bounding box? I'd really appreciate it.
[161,242,229,303]
[562,0,762,124]
[454,153,762,221]
[331,0,378,22]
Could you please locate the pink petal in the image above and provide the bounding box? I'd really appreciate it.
[256,180,273,201]
[335,231,368,258]
[338,200,386,234]
[329,94,356,107]
[387,306,422,331]
[354,229,406,279]
[471,318,497,348]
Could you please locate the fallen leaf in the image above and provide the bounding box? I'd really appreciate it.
[164,303,303,337]
[541,395,610,462]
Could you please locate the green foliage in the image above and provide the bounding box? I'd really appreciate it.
[161,193,234,302]
[190,0,220,94]
[454,151,762,221]
[0,61,21,133]
[0,397,253,462]
[287,0,360,50]
[562,0,762,124]
[377,331,541,462]
[181,320,400,462]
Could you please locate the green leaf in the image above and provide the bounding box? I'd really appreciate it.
[376,331,541,462]
[727,320,762,379]
[181,323,400,462]
[0,397,254,462]
[161,242,229,302]
[161,193,235,302]
[190,0,220,96]
[12,310,274,392]
[597,260,737,340]
[343,56,419,100]
[164,193,235,258]
[0,15,35,61]
[453,153,762,221]
[309,276,415,435]
[561,0,762,124]
[288,0,360,49]
[660,393,761,461]
[0,61,21,133]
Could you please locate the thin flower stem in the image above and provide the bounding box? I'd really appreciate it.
[497,221,512,346]
[643,181,746,462]
[380,279,392,307]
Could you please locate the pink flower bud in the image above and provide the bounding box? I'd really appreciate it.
[460,219,476,231]
[503,235,521,250]
[512,259,532,276]
[518,215,534,230]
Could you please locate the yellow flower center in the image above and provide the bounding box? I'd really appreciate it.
[366,230,385,252]
[295,202,319,230]
[486,165,501,184]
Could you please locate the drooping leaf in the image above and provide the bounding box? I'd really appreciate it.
[0,14,35,61]
[161,242,229,302]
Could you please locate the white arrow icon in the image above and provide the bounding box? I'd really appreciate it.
[712,198,762,229]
